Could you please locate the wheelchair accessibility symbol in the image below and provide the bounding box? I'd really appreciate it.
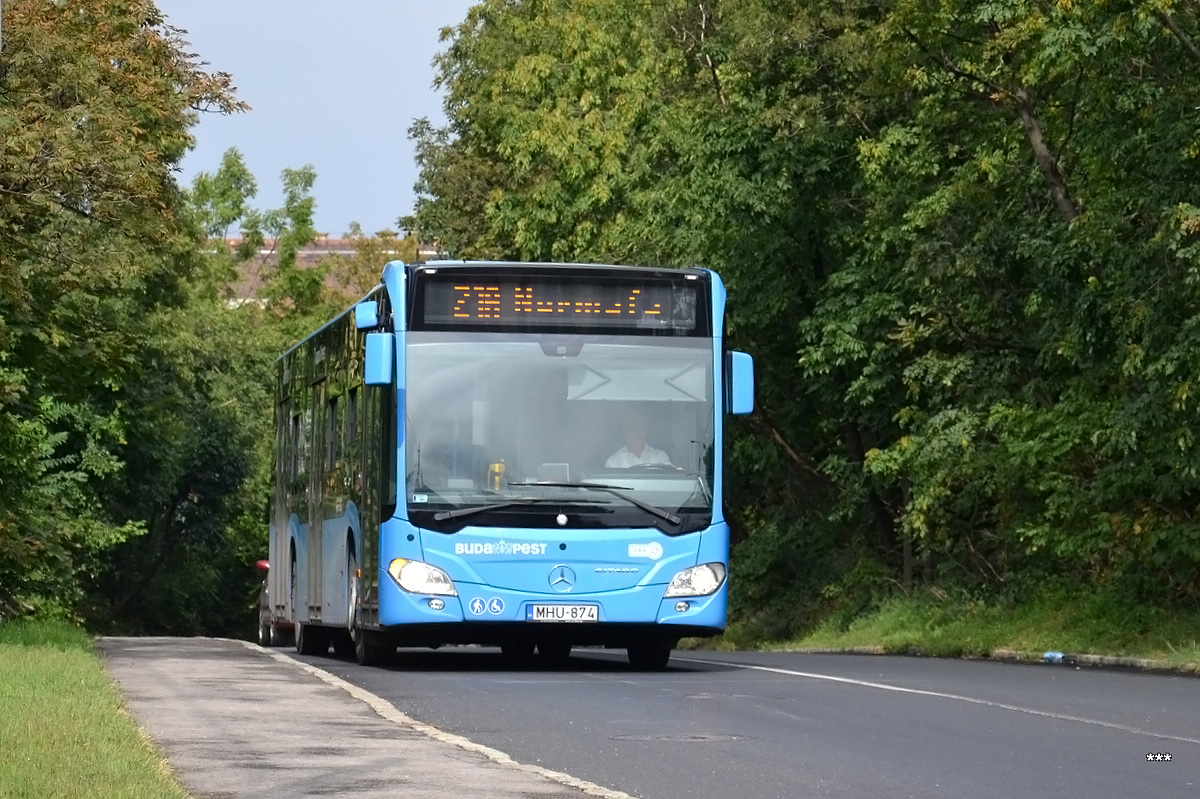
[468,597,505,616]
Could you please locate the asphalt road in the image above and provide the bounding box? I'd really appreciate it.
[293,647,1199,799]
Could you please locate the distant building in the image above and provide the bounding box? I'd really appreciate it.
[219,236,438,305]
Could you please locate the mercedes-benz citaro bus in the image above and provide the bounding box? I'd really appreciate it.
[264,260,754,669]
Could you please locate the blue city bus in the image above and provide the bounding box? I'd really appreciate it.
[265,260,753,668]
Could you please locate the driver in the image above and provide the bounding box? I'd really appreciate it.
[606,412,672,468]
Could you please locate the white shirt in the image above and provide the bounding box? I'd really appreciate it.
[605,445,671,468]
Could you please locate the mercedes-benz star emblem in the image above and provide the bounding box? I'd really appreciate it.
[549,565,576,592]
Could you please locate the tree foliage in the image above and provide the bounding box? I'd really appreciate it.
[10,0,1200,640]
[0,0,244,620]
[88,146,407,634]
[409,0,1200,632]
[0,1,446,634]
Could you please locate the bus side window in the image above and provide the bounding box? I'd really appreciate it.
[291,414,303,481]
[326,395,338,472]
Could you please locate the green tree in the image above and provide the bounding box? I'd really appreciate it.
[90,151,345,635]
[844,0,1200,597]
[0,0,243,618]
[410,0,1200,634]
[409,0,900,634]
[325,223,419,298]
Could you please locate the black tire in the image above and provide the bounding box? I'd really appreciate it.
[537,641,572,663]
[331,630,355,658]
[295,622,330,656]
[289,555,302,651]
[257,619,271,647]
[354,629,394,667]
[347,547,360,634]
[269,623,291,647]
[500,641,536,663]
[344,547,391,665]
[627,643,672,670]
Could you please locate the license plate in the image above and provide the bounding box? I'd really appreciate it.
[525,604,599,622]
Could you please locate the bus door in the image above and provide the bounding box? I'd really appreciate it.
[271,396,290,618]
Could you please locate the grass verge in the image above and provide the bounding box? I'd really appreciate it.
[0,618,189,799]
[764,589,1200,668]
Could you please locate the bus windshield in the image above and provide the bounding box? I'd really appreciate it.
[405,332,715,532]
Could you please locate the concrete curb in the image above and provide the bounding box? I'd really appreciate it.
[768,645,1200,675]
[774,645,886,655]
[989,648,1200,673]
[239,641,637,799]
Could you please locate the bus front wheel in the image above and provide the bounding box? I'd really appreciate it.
[627,643,672,670]
[295,622,330,656]
[500,641,535,662]
[354,630,394,667]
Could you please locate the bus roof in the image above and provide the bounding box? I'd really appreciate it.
[417,260,710,277]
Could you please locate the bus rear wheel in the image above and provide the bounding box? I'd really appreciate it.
[269,623,292,647]
[627,643,672,670]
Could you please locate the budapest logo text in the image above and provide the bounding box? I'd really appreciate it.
[454,540,548,556]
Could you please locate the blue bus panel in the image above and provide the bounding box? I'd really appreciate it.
[268,261,752,669]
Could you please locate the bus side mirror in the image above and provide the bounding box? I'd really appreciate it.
[364,332,394,385]
[355,300,379,330]
[727,351,754,415]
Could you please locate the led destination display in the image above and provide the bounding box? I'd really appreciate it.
[417,274,703,333]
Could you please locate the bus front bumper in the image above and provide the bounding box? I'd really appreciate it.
[377,575,727,646]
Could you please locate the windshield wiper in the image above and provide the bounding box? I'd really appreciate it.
[523,481,682,526]
[432,497,602,522]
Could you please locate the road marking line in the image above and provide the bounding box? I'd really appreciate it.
[672,655,1200,746]
[240,642,636,799]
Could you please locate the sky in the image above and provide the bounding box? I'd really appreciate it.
[156,1,478,237]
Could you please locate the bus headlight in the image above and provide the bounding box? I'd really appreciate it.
[664,563,726,597]
[387,559,458,596]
